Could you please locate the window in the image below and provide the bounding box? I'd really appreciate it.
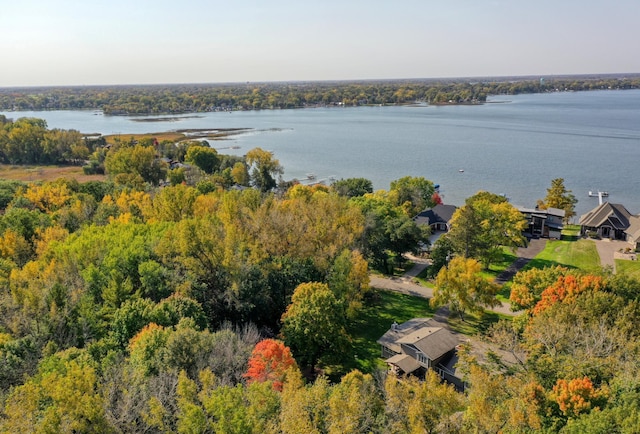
[417,352,429,367]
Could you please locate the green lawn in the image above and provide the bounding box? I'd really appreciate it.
[525,238,601,273]
[615,259,640,279]
[326,289,435,378]
[447,310,513,336]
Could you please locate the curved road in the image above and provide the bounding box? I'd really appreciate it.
[371,237,628,320]
[370,253,518,316]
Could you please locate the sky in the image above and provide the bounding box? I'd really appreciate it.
[1,0,639,87]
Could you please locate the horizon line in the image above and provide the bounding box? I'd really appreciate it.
[2,72,640,90]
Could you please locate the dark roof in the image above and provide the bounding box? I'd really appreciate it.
[579,202,633,229]
[413,204,457,227]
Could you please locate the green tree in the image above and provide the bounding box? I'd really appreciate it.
[231,161,250,186]
[1,353,114,433]
[537,178,578,223]
[246,147,283,192]
[326,249,370,318]
[328,370,383,434]
[352,193,429,272]
[446,191,526,269]
[430,256,500,320]
[185,145,220,174]
[331,178,373,198]
[389,176,436,216]
[280,282,350,370]
[104,145,167,185]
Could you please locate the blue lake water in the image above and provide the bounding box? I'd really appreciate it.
[3,89,640,221]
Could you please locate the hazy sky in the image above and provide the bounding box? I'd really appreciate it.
[2,0,638,87]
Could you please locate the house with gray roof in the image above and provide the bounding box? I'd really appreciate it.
[625,216,640,250]
[579,202,635,241]
[518,206,565,239]
[377,318,462,388]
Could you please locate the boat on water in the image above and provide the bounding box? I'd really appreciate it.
[588,191,609,197]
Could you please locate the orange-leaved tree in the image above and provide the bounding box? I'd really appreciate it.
[244,339,297,391]
[532,274,604,315]
[552,376,607,417]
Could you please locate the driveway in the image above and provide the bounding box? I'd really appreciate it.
[591,238,629,272]
[494,238,547,284]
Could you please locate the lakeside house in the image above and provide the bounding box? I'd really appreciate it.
[414,203,565,243]
[377,318,464,390]
[413,204,458,247]
[517,206,565,239]
[413,204,458,233]
[579,202,640,249]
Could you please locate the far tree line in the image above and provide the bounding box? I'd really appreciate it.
[1,75,638,114]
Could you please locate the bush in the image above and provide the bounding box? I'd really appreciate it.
[82,161,104,175]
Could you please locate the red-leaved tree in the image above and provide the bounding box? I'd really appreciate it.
[244,339,297,391]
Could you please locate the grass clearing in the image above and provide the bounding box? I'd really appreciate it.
[103,132,186,145]
[479,248,518,281]
[526,238,601,272]
[326,289,435,377]
[615,259,640,279]
[0,164,106,183]
[447,310,512,336]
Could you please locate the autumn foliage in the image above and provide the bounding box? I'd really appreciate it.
[244,339,297,391]
[552,376,607,417]
[532,274,604,315]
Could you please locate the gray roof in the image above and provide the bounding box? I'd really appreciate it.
[579,202,633,230]
[385,354,421,374]
[547,207,566,218]
[626,215,640,242]
[518,206,565,218]
[377,317,432,354]
[377,318,459,361]
[414,204,457,227]
[398,326,460,361]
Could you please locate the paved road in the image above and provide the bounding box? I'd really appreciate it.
[370,254,517,316]
[371,237,629,321]
[494,238,547,284]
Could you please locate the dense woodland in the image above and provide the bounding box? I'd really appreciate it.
[1,75,639,115]
[1,119,640,432]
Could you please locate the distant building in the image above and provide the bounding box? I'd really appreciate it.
[413,204,458,232]
[580,202,640,249]
[518,206,565,239]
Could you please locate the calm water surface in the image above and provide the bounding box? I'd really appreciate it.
[3,90,640,220]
